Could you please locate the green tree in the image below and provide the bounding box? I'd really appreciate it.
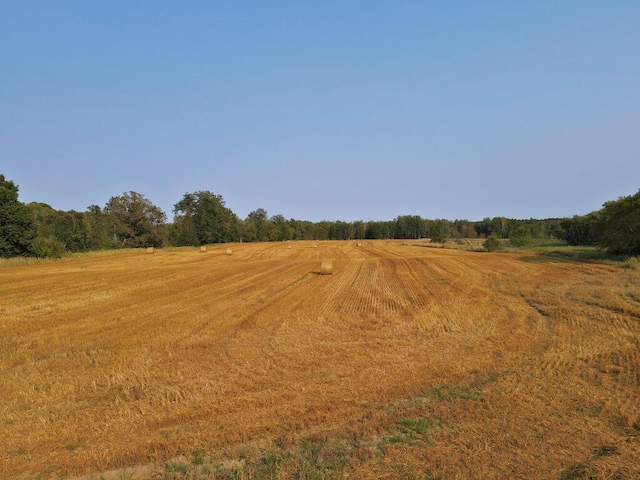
[270,214,294,241]
[28,202,66,256]
[315,221,332,240]
[173,191,239,245]
[510,226,533,247]
[353,221,366,240]
[395,215,426,239]
[58,210,88,251]
[0,174,36,257]
[484,235,502,252]
[245,208,271,242]
[84,205,118,250]
[104,191,167,248]
[490,217,512,239]
[456,221,478,239]
[167,215,198,247]
[287,218,309,240]
[365,221,395,240]
[474,217,493,238]
[329,220,354,240]
[426,219,455,243]
[28,203,89,254]
[558,214,598,246]
[594,190,640,254]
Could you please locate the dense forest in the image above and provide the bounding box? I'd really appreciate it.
[1,174,638,258]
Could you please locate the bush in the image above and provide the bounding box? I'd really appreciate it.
[625,256,640,270]
[484,236,501,252]
[31,236,65,258]
[510,226,533,247]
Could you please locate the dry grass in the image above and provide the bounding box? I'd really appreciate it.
[1,241,639,479]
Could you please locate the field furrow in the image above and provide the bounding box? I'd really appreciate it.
[1,240,639,480]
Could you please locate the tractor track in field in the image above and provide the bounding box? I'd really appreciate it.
[2,240,640,480]
[318,258,365,316]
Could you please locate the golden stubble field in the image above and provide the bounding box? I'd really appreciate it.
[1,240,639,479]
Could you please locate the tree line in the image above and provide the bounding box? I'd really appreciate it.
[1,174,638,257]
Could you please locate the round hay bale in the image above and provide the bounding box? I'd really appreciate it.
[356,242,362,247]
[200,246,207,252]
[226,248,233,255]
[320,259,333,275]
[146,247,155,254]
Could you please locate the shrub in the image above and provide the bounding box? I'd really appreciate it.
[625,256,640,270]
[484,235,501,252]
[31,236,65,258]
[510,226,533,247]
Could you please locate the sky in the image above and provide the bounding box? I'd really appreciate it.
[2,2,639,222]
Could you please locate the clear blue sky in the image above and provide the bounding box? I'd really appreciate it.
[2,2,639,222]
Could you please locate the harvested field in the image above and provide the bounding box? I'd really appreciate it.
[1,240,639,479]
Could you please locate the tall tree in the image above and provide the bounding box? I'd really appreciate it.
[490,217,512,239]
[353,221,366,240]
[395,215,426,239]
[594,190,640,254]
[329,220,354,240]
[245,208,270,242]
[173,191,240,245]
[28,203,89,254]
[365,221,395,240]
[84,204,117,250]
[425,219,456,242]
[558,214,598,246]
[270,214,294,241]
[459,223,478,239]
[0,174,36,257]
[104,191,167,248]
